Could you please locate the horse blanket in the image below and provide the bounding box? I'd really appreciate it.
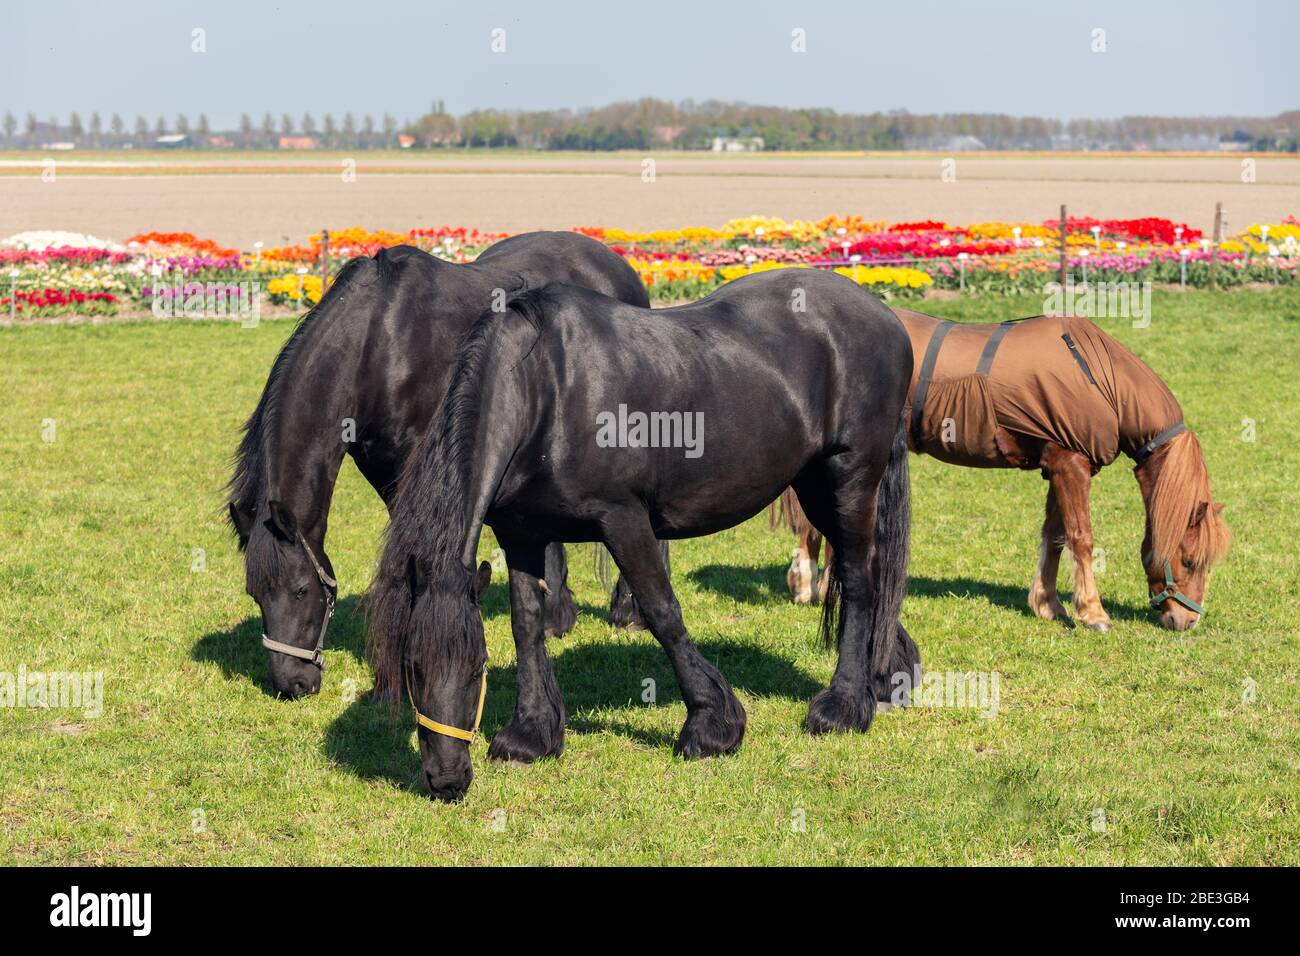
[892,309,1184,469]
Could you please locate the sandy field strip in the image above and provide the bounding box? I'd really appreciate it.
[1,153,1295,249]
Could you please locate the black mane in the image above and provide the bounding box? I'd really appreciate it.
[367,291,542,695]
[225,253,394,545]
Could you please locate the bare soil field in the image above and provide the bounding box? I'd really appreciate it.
[1,152,1295,249]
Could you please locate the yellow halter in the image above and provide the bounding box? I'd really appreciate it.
[409,663,488,743]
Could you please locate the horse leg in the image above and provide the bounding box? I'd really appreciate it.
[542,542,578,638]
[1042,445,1111,632]
[601,511,745,758]
[803,483,881,731]
[608,540,670,631]
[487,540,567,763]
[788,525,821,604]
[1027,485,1072,623]
[797,439,916,730]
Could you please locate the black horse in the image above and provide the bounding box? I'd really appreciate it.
[369,269,919,802]
[226,233,652,699]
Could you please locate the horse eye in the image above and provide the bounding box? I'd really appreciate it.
[295,585,309,599]
[1182,558,1196,571]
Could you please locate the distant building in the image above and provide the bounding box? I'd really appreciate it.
[155,134,189,148]
[397,134,416,149]
[42,141,76,151]
[207,135,233,148]
[278,135,319,150]
[711,135,764,152]
[654,125,684,146]
[941,134,985,152]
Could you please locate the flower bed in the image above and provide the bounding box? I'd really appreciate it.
[2,215,1295,319]
[0,288,118,318]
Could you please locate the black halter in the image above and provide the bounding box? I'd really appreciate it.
[260,533,337,668]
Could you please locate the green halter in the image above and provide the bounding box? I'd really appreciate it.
[1133,421,1204,618]
[1145,555,1204,616]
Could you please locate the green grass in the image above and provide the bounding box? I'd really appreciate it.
[1,289,1298,865]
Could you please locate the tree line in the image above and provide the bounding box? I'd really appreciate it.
[3,110,404,149]
[5,100,1297,152]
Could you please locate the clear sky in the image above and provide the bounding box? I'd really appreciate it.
[3,0,1293,128]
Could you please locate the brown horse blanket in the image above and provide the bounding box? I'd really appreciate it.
[893,310,1184,468]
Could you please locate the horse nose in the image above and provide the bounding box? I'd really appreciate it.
[425,773,470,803]
[277,675,320,699]
[1160,609,1199,632]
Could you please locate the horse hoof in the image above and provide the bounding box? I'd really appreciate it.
[1029,595,1070,622]
[1085,620,1111,634]
[806,687,873,735]
[607,607,646,631]
[674,702,746,759]
[487,716,564,764]
[875,700,893,714]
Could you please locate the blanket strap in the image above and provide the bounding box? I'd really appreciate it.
[1130,420,1187,465]
[910,320,954,446]
[975,321,1015,376]
[1060,331,1098,385]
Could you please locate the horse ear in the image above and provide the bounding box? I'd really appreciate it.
[1212,502,1225,516]
[228,502,254,544]
[472,560,492,604]
[406,555,428,599]
[267,500,297,541]
[1189,501,1209,528]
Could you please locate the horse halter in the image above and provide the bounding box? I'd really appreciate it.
[1145,554,1205,616]
[1132,420,1204,617]
[260,532,337,669]
[409,660,488,743]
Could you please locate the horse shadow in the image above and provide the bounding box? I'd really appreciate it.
[686,562,789,604]
[907,574,1153,625]
[322,634,823,794]
[687,561,1152,625]
[191,594,369,696]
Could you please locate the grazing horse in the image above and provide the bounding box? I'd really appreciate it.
[368,269,916,802]
[778,309,1230,631]
[226,233,651,699]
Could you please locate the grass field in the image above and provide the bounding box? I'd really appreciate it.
[1,289,1298,865]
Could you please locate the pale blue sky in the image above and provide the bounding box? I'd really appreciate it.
[3,0,1293,127]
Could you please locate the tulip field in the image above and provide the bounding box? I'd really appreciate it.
[2,214,1298,320]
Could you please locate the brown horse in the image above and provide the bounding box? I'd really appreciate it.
[776,308,1230,631]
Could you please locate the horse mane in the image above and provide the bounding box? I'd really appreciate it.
[224,253,391,547]
[1147,429,1231,570]
[367,283,542,697]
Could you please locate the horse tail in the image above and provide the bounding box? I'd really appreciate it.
[767,486,808,535]
[819,409,911,675]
